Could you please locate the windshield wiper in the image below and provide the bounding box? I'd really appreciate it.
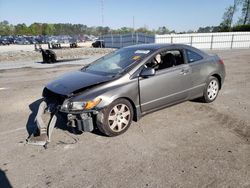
[81,64,90,71]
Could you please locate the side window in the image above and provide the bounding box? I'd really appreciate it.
[145,50,185,71]
[186,50,203,63]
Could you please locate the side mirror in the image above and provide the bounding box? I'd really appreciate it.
[140,67,155,77]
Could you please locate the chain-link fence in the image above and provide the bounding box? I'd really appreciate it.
[102,33,154,48]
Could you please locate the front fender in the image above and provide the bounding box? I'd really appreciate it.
[97,78,139,109]
[69,75,141,120]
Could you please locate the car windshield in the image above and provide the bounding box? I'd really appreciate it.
[83,48,152,75]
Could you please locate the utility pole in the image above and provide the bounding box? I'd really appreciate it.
[133,16,135,33]
[132,16,135,44]
[100,0,104,42]
[101,0,104,27]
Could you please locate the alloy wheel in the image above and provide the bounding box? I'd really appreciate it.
[207,79,219,101]
[108,104,131,132]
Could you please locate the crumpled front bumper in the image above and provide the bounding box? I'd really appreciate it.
[26,100,96,148]
[26,101,57,147]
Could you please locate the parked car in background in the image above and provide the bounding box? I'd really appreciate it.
[0,38,10,45]
[92,40,105,48]
[25,36,37,44]
[0,35,100,45]
[14,37,30,45]
[35,36,47,44]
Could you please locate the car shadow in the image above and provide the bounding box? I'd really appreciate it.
[0,169,12,188]
[190,98,204,103]
[36,57,87,64]
[25,98,44,136]
[25,99,106,139]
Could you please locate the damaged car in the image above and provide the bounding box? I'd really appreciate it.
[27,44,225,147]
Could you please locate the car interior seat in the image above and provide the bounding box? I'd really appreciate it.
[159,53,176,69]
[175,54,184,65]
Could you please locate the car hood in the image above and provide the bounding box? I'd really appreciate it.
[46,70,114,96]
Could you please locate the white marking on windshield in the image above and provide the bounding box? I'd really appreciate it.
[135,50,150,54]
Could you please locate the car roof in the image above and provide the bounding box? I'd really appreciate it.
[124,43,196,50]
[124,43,172,50]
[124,43,208,57]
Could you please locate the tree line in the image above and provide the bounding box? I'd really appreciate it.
[0,21,174,36]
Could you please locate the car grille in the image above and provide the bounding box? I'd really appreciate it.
[42,87,67,105]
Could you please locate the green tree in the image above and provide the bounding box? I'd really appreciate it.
[116,27,133,34]
[15,23,29,35]
[221,0,241,29]
[29,23,42,35]
[198,26,213,33]
[0,20,11,35]
[42,23,55,35]
[156,26,170,34]
[136,27,154,34]
[221,6,235,29]
[240,0,250,24]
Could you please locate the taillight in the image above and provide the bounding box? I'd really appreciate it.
[219,59,224,64]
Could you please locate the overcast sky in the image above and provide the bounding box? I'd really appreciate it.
[0,0,234,31]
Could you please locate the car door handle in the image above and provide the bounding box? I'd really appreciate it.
[180,69,190,75]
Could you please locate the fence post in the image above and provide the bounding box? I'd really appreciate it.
[120,35,122,48]
[99,35,101,48]
[132,33,133,45]
[190,36,193,46]
[210,35,214,50]
[171,36,173,44]
[111,34,113,47]
[231,34,234,49]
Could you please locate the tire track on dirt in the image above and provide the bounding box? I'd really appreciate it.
[195,104,250,141]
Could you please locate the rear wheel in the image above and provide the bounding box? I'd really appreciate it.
[96,99,133,136]
[202,76,219,103]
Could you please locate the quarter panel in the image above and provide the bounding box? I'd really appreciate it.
[188,57,218,99]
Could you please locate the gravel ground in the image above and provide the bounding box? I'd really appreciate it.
[0,49,249,188]
[0,43,114,63]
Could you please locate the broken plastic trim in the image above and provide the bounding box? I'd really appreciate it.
[26,101,57,148]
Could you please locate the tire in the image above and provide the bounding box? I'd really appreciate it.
[50,52,57,63]
[202,76,219,103]
[46,50,57,63]
[96,98,133,136]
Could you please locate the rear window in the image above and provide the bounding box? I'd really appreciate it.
[186,50,203,63]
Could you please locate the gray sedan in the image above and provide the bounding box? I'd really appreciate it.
[28,44,225,146]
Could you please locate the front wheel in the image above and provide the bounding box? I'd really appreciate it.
[202,76,219,103]
[96,99,133,136]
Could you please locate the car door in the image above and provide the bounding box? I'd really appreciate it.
[139,50,192,113]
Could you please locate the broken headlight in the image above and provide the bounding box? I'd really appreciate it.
[61,98,102,111]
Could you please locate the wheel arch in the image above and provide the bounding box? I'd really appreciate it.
[211,73,222,90]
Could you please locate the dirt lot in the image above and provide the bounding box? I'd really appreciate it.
[0,49,249,188]
[0,43,113,63]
